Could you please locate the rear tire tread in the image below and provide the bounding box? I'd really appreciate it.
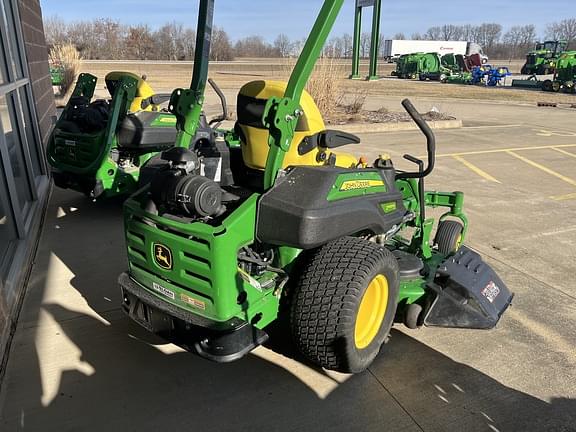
[290,237,399,373]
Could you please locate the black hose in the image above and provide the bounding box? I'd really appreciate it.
[208,78,228,125]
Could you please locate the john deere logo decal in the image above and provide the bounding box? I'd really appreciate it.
[340,179,384,191]
[153,243,173,270]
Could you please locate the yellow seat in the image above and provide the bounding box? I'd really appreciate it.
[105,71,158,113]
[236,80,358,170]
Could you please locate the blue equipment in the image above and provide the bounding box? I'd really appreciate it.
[487,67,511,86]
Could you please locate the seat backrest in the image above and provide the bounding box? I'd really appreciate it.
[105,71,156,113]
[236,80,327,170]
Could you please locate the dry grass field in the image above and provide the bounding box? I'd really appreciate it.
[79,59,576,107]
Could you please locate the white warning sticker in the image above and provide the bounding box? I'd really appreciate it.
[152,282,175,300]
[481,281,500,303]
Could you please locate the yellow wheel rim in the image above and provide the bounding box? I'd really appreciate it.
[354,274,389,350]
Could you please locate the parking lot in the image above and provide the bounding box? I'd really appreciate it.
[0,89,575,431]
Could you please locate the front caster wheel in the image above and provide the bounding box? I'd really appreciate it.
[435,220,464,255]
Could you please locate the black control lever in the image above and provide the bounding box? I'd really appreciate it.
[141,93,172,110]
[208,78,228,126]
[396,99,436,180]
[403,154,423,166]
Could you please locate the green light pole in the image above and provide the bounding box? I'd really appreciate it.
[349,0,382,81]
[349,3,362,79]
[367,0,382,80]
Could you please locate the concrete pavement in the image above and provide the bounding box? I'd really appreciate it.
[0,97,575,431]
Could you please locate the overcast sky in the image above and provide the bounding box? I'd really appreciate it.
[40,0,571,41]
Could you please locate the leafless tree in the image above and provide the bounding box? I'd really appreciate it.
[360,32,371,57]
[378,34,387,58]
[426,26,442,40]
[332,37,344,58]
[155,22,188,60]
[181,29,197,60]
[44,16,68,47]
[546,18,576,49]
[93,19,125,59]
[235,35,277,57]
[211,27,234,61]
[458,24,474,41]
[474,23,502,50]
[45,15,553,62]
[274,34,292,58]
[290,38,307,57]
[126,25,155,60]
[67,21,99,58]
[503,28,520,58]
[341,33,353,58]
[440,24,461,41]
[393,32,406,40]
[323,37,339,58]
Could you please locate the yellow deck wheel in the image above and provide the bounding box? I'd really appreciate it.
[435,220,464,255]
[354,274,389,349]
[455,233,463,250]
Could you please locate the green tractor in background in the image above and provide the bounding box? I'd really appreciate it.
[119,0,513,373]
[542,51,576,93]
[521,40,568,75]
[47,71,226,199]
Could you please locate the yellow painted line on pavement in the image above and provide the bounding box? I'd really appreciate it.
[552,147,576,158]
[506,151,576,187]
[452,155,501,183]
[434,143,576,158]
[551,192,576,201]
[462,124,522,129]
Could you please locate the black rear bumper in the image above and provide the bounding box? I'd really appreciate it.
[51,169,103,198]
[119,272,268,363]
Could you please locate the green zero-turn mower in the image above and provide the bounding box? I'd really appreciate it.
[119,0,514,373]
[46,70,226,199]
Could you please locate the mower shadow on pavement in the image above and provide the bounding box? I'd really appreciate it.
[2,188,575,431]
[9,302,576,432]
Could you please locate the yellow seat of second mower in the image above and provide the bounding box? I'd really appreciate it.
[105,71,158,113]
[236,80,358,170]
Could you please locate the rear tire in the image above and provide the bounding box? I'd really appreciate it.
[290,237,399,373]
[435,220,464,255]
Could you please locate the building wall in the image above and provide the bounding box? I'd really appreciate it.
[18,0,56,146]
[0,0,53,367]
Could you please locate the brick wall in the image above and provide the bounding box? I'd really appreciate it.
[18,0,56,146]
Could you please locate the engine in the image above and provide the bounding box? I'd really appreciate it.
[149,147,226,219]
